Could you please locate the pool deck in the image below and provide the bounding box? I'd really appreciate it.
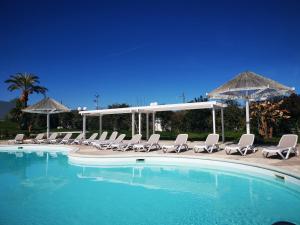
[67,140,300,177]
[1,140,299,177]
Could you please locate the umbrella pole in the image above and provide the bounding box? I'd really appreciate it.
[99,114,102,135]
[246,99,250,134]
[47,113,50,138]
[138,112,142,135]
[146,113,149,140]
[131,113,135,137]
[212,107,216,134]
[152,112,155,134]
[82,115,86,139]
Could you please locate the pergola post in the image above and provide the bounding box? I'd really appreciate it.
[82,114,86,139]
[152,112,155,134]
[212,107,216,134]
[138,112,142,135]
[146,113,149,140]
[131,113,135,137]
[245,99,250,134]
[221,108,224,142]
[46,113,50,138]
[99,114,102,135]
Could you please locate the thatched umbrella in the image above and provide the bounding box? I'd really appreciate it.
[208,71,295,134]
[22,97,71,138]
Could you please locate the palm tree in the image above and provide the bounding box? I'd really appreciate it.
[5,72,48,107]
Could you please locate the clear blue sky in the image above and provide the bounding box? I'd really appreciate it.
[1,0,299,109]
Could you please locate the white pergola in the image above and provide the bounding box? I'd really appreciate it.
[79,101,227,142]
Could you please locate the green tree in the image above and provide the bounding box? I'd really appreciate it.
[250,100,290,139]
[5,72,48,107]
[8,99,23,127]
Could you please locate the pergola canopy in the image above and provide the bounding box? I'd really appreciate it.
[79,101,227,116]
[78,101,227,142]
[23,97,71,114]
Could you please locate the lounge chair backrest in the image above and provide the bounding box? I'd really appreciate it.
[108,131,118,141]
[115,134,126,143]
[147,134,160,144]
[238,134,254,147]
[99,131,108,141]
[278,134,298,148]
[75,133,84,140]
[206,134,219,146]
[35,133,44,140]
[175,134,188,145]
[63,133,72,140]
[48,133,58,140]
[88,133,98,140]
[130,134,142,143]
[15,134,24,141]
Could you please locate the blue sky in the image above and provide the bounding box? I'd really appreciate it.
[1,0,299,109]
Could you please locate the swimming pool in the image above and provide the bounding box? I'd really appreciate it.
[0,150,300,225]
[0,144,74,154]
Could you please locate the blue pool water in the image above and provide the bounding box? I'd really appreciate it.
[0,152,300,225]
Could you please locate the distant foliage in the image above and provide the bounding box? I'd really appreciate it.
[2,93,300,141]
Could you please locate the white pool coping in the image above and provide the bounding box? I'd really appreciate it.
[68,153,300,187]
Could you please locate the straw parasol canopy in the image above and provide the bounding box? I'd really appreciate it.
[22,97,71,138]
[208,71,295,134]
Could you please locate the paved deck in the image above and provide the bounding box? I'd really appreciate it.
[69,140,300,177]
[1,139,299,176]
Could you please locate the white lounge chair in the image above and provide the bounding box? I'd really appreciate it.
[112,134,142,151]
[225,134,255,156]
[99,131,109,142]
[8,134,24,144]
[262,134,298,160]
[59,133,73,144]
[82,133,98,145]
[39,133,58,144]
[71,133,84,145]
[133,134,161,152]
[194,134,219,153]
[105,134,126,150]
[93,131,117,148]
[24,133,44,144]
[162,134,189,153]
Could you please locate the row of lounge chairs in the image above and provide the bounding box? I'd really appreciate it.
[7,132,299,159]
[8,132,85,145]
[90,132,298,159]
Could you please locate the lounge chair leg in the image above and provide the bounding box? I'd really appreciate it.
[264,152,269,158]
[278,151,285,159]
[225,148,230,155]
[285,149,291,160]
[238,149,243,156]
